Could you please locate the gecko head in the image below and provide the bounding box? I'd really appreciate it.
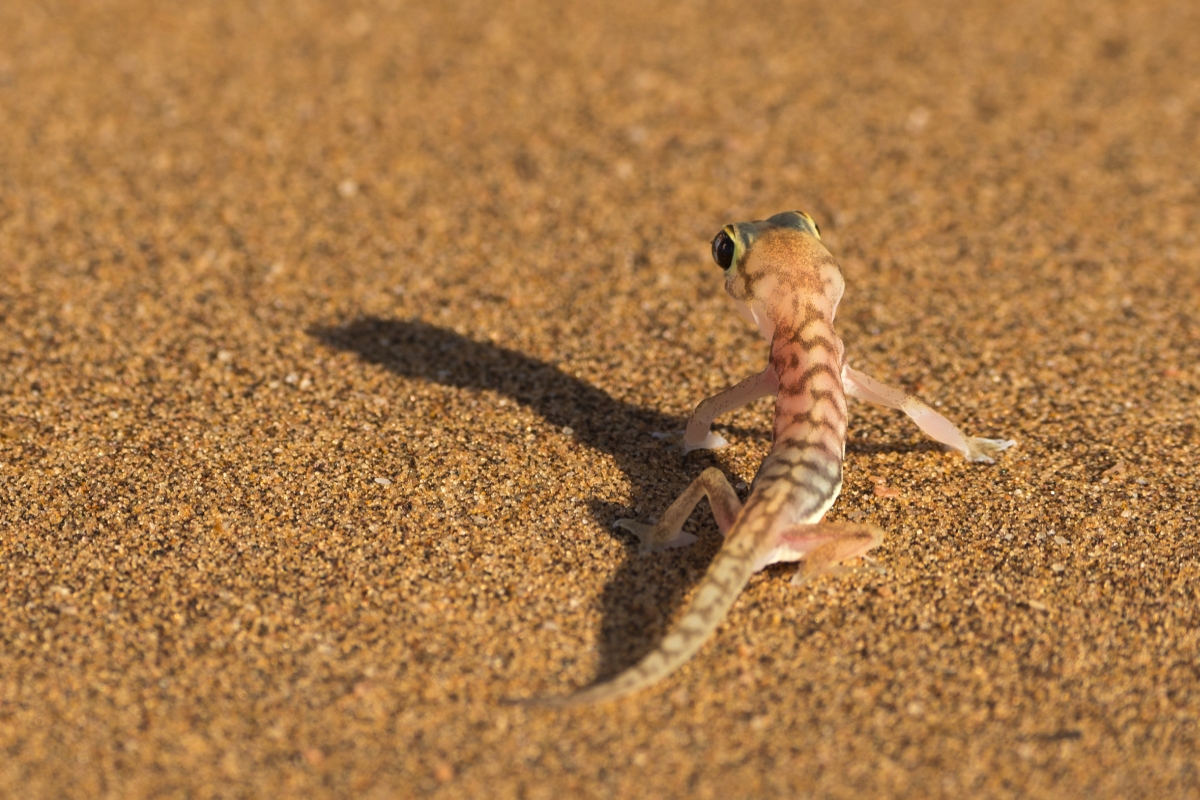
[710,211,843,340]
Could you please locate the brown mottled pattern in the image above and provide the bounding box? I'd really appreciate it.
[730,229,833,303]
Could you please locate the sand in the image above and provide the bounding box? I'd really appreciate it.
[2,0,1199,797]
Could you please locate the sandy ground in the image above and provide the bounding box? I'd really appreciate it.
[2,0,1199,797]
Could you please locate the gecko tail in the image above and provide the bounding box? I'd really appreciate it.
[520,535,761,708]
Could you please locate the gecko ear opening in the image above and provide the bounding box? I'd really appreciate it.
[711,230,735,270]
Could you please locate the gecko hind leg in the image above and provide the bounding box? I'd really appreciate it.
[614,467,743,553]
[758,522,885,587]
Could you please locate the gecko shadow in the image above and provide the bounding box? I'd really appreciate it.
[310,317,935,689]
[310,316,765,683]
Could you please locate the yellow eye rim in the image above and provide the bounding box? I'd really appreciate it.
[796,210,821,239]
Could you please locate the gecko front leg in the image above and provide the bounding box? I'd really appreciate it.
[842,365,1016,462]
[615,466,743,552]
[675,367,779,453]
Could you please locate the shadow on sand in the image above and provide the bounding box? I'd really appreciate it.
[311,317,761,686]
[311,316,927,692]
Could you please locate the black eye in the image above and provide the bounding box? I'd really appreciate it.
[711,231,735,270]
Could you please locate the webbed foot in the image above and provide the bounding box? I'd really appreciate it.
[652,430,729,454]
[614,518,698,553]
[964,437,1017,463]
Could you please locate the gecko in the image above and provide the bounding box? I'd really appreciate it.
[531,210,1015,706]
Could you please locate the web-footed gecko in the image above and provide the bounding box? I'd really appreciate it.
[532,210,1014,705]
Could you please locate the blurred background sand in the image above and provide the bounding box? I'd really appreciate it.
[2,0,1199,796]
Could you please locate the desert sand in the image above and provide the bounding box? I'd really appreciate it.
[2,0,1199,797]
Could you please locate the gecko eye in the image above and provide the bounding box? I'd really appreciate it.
[711,231,735,270]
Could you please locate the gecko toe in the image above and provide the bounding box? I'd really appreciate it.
[653,531,698,551]
[681,431,729,454]
[652,430,730,454]
[614,519,696,552]
[964,437,1017,463]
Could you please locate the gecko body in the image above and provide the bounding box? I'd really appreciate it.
[533,211,1014,706]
